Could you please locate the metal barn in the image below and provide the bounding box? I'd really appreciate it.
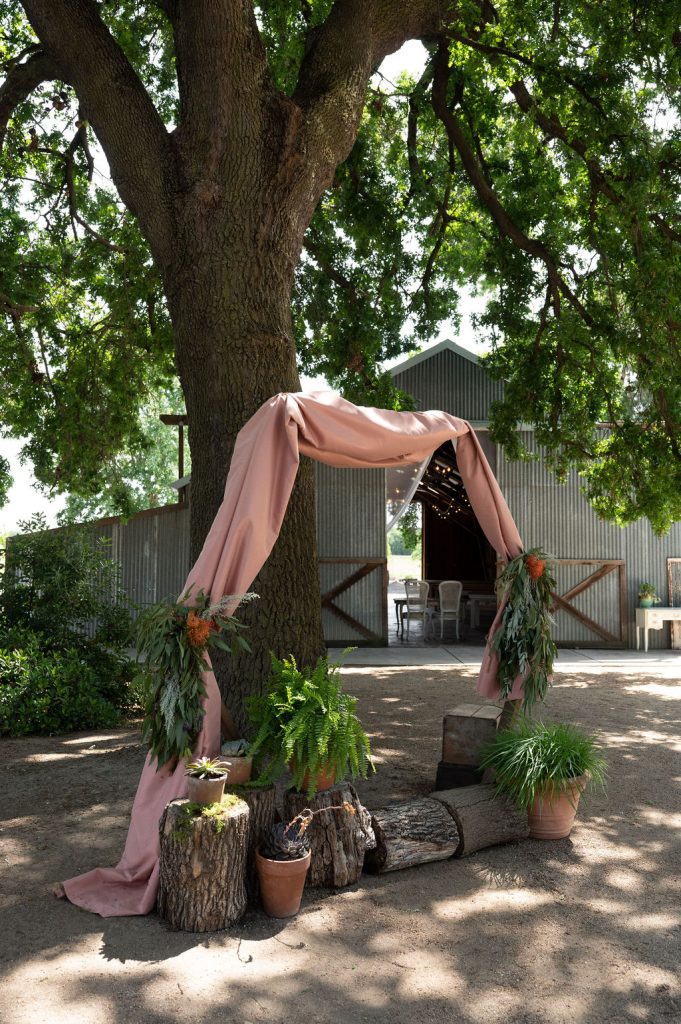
[43,340,681,650]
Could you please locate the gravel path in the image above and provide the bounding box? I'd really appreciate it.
[0,662,679,1024]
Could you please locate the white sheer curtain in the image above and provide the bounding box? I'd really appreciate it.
[385,457,430,532]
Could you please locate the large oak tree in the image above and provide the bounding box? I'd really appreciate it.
[1,2,680,721]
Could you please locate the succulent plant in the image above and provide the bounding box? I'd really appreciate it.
[261,801,356,861]
[184,756,231,779]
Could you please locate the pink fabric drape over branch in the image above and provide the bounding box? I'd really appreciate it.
[63,392,524,917]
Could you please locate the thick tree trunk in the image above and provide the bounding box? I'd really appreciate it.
[167,244,326,733]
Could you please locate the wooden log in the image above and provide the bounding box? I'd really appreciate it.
[283,782,375,888]
[431,784,529,856]
[226,785,277,902]
[157,796,249,932]
[364,797,459,874]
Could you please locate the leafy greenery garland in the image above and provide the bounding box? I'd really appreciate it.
[135,588,256,769]
[247,652,374,796]
[490,549,557,710]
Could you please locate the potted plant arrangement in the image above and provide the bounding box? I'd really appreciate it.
[220,738,253,784]
[479,717,607,840]
[638,583,661,609]
[256,802,356,918]
[184,756,232,804]
[134,587,256,768]
[247,652,374,796]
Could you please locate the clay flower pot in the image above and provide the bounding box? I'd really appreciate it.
[186,774,227,805]
[225,756,253,785]
[289,758,337,794]
[528,776,587,840]
[255,848,311,918]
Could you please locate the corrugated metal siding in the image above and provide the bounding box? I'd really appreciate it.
[393,349,504,421]
[497,433,681,648]
[315,462,387,644]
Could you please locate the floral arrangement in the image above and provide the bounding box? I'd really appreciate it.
[490,548,557,710]
[638,583,661,604]
[136,588,256,768]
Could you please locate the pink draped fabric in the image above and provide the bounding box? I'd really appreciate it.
[63,391,523,916]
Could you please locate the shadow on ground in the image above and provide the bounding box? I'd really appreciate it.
[0,667,680,1023]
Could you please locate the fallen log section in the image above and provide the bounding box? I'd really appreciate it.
[431,784,529,856]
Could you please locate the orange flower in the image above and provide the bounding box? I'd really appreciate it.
[186,610,211,648]
[526,554,545,581]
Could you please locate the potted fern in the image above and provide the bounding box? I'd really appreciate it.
[247,653,374,796]
[479,717,607,839]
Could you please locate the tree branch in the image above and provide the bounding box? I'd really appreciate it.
[20,0,177,265]
[431,41,593,326]
[293,1,448,195]
[0,48,59,153]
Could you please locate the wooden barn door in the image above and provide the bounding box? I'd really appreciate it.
[668,558,681,649]
[550,558,627,647]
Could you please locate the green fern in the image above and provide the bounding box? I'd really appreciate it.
[247,652,375,795]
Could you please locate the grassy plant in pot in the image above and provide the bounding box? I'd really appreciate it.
[638,583,661,609]
[247,653,374,796]
[479,718,607,840]
[184,756,232,804]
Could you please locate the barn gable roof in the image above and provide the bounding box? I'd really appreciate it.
[388,338,480,377]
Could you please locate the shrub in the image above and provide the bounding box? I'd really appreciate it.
[0,512,137,733]
[0,643,121,736]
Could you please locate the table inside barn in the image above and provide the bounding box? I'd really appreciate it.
[393,583,496,638]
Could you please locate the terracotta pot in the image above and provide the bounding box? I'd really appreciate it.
[225,756,253,785]
[528,776,587,840]
[186,774,227,805]
[255,848,311,918]
[289,759,337,794]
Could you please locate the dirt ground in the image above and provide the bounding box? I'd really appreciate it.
[1,663,680,1024]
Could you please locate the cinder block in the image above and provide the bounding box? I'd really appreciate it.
[442,702,503,766]
[435,761,484,790]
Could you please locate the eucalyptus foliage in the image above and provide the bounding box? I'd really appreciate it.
[491,549,557,710]
[0,1,679,531]
[136,589,255,769]
[479,717,607,811]
[247,652,374,796]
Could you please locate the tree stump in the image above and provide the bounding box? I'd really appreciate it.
[431,784,529,856]
[157,796,249,932]
[364,797,459,874]
[283,782,375,888]
[226,785,277,902]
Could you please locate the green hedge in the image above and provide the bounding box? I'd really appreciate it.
[0,641,131,736]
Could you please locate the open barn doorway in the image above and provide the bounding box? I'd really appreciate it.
[389,441,498,644]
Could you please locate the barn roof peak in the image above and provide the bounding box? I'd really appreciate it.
[389,338,481,377]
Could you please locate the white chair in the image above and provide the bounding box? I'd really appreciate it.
[404,579,434,639]
[438,580,463,640]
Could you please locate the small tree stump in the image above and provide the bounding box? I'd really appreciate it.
[441,703,503,765]
[226,785,277,902]
[157,796,249,932]
[364,797,459,874]
[431,784,529,856]
[283,782,375,888]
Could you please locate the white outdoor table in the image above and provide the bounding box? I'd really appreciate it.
[465,592,498,629]
[635,607,681,651]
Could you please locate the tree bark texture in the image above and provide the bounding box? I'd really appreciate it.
[157,797,249,932]
[430,785,529,857]
[17,0,451,728]
[226,784,277,902]
[364,797,460,874]
[283,782,375,888]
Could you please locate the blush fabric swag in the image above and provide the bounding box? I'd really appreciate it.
[63,391,524,917]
